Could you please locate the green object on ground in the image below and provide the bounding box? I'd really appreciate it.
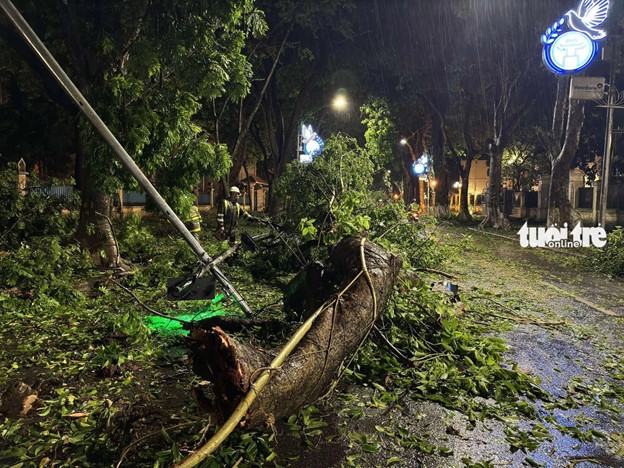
[145,294,242,335]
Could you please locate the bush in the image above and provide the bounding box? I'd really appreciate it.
[0,165,79,247]
[276,134,447,270]
[583,226,624,277]
[0,237,90,303]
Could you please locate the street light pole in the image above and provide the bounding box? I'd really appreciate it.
[595,40,624,228]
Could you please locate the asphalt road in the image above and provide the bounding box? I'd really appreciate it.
[274,224,624,467]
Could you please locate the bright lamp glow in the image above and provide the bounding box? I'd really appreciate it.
[332,95,347,110]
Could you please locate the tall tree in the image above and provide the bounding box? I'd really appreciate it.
[541,76,586,226]
[246,0,356,215]
[0,0,264,266]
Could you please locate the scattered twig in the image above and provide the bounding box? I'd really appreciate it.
[566,456,602,467]
[478,296,565,326]
[110,279,187,324]
[0,212,34,241]
[467,227,588,258]
[414,268,459,280]
[487,311,564,327]
[116,421,198,468]
[372,325,412,365]
[374,220,407,240]
[545,283,624,317]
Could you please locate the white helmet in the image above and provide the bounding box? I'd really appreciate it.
[229,186,241,194]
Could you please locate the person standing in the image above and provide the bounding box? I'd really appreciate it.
[215,186,257,243]
[185,189,202,239]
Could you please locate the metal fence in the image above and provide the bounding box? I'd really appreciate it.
[29,185,74,199]
[122,191,146,206]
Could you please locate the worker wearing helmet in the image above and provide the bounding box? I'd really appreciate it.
[215,186,257,243]
[185,188,202,239]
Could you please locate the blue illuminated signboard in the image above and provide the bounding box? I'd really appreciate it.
[411,154,429,176]
[541,0,609,75]
[299,124,324,164]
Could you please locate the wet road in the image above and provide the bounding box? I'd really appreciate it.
[273,225,624,467]
[432,225,624,467]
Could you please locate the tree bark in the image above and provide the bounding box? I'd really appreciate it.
[480,76,525,229]
[458,167,472,222]
[188,237,402,428]
[430,110,449,215]
[547,78,585,226]
[481,140,509,229]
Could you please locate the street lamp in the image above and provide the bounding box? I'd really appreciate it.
[332,94,347,111]
[429,179,437,213]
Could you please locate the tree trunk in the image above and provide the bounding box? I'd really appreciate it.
[401,160,419,207]
[74,132,128,269]
[547,79,585,227]
[480,142,509,229]
[431,111,449,215]
[188,237,402,428]
[457,168,472,222]
[548,162,572,226]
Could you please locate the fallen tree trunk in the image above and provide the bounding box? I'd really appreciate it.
[188,237,401,428]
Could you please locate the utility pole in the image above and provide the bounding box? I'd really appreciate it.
[596,39,624,229]
[598,43,615,228]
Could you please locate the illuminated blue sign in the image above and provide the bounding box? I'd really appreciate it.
[299,124,324,164]
[541,0,609,75]
[411,153,430,176]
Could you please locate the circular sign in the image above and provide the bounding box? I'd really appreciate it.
[304,136,324,158]
[543,31,598,75]
[412,163,425,175]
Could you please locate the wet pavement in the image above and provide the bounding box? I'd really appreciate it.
[273,225,624,467]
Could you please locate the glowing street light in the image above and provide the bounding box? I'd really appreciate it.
[332,94,347,110]
[400,138,407,146]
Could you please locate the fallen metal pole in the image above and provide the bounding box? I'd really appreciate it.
[0,0,253,316]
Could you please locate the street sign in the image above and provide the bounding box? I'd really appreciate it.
[570,76,606,100]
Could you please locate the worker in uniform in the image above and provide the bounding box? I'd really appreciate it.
[215,186,259,243]
[185,189,202,239]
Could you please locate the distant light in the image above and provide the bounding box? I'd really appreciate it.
[420,154,429,165]
[453,181,461,189]
[430,180,437,188]
[400,138,407,146]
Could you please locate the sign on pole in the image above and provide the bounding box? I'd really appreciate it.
[569,76,606,100]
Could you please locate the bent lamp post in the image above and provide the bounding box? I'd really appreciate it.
[0,0,254,316]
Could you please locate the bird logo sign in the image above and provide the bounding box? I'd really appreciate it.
[300,124,324,164]
[541,0,609,75]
